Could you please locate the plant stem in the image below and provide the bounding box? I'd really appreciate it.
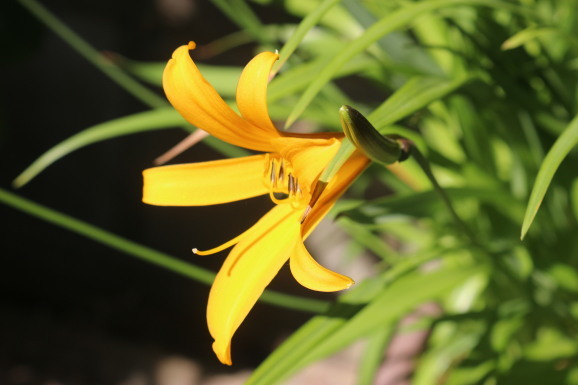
[0,187,329,313]
[17,0,167,108]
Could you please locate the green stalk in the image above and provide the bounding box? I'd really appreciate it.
[0,187,329,313]
[17,0,167,108]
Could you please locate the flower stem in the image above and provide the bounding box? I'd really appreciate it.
[410,148,477,242]
[17,0,167,108]
[0,187,329,313]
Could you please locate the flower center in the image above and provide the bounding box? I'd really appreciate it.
[263,154,305,208]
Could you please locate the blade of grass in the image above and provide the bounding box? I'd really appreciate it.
[370,76,471,129]
[521,114,578,239]
[246,246,456,385]
[411,148,476,242]
[271,0,341,77]
[342,0,442,76]
[210,0,267,44]
[0,187,329,313]
[501,27,559,50]
[284,0,532,128]
[12,109,251,188]
[291,264,478,371]
[337,217,397,263]
[358,327,393,385]
[12,109,184,188]
[17,0,167,108]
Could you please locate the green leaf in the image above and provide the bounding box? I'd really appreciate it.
[284,0,524,128]
[0,188,327,313]
[246,276,387,385]
[268,54,379,103]
[358,328,393,385]
[272,0,341,76]
[17,0,167,108]
[337,217,397,263]
[369,76,471,129]
[294,264,478,367]
[246,248,470,385]
[12,108,253,188]
[501,27,558,50]
[521,114,578,239]
[571,178,578,224]
[210,0,268,44]
[12,109,186,188]
[340,187,525,226]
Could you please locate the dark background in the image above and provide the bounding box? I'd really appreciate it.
[0,1,321,383]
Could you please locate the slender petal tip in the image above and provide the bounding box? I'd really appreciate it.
[213,341,233,366]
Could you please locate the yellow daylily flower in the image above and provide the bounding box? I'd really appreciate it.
[142,42,370,365]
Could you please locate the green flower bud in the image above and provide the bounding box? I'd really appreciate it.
[340,105,411,165]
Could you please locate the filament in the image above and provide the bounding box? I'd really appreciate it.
[193,232,244,255]
[262,154,306,208]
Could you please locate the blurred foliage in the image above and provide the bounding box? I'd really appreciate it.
[4,0,578,384]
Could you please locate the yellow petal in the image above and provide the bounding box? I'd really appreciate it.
[142,154,268,206]
[290,240,353,292]
[302,151,370,237]
[207,204,301,365]
[236,51,279,134]
[163,43,279,152]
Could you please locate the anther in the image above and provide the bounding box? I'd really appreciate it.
[269,161,277,185]
[288,174,295,194]
[300,180,328,224]
[278,160,285,182]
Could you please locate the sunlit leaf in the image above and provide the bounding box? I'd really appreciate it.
[501,27,558,50]
[13,109,185,188]
[521,114,578,239]
[285,0,528,128]
[358,327,392,385]
[246,249,474,385]
[272,0,341,75]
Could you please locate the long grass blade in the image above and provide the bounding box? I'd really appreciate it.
[17,0,167,108]
[521,114,578,239]
[12,109,185,188]
[0,188,329,313]
[271,0,341,77]
[284,0,523,128]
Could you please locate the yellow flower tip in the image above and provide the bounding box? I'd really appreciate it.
[290,241,356,292]
[213,340,233,366]
[187,41,197,50]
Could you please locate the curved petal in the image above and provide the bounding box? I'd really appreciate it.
[290,240,353,292]
[302,151,370,237]
[207,204,301,365]
[163,43,278,152]
[142,154,268,206]
[236,51,279,134]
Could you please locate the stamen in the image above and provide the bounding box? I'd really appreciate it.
[263,155,304,207]
[270,162,277,185]
[288,174,295,194]
[299,206,312,224]
[278,160,285,182]
[300,180,328,223]
[193,232,244,256]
